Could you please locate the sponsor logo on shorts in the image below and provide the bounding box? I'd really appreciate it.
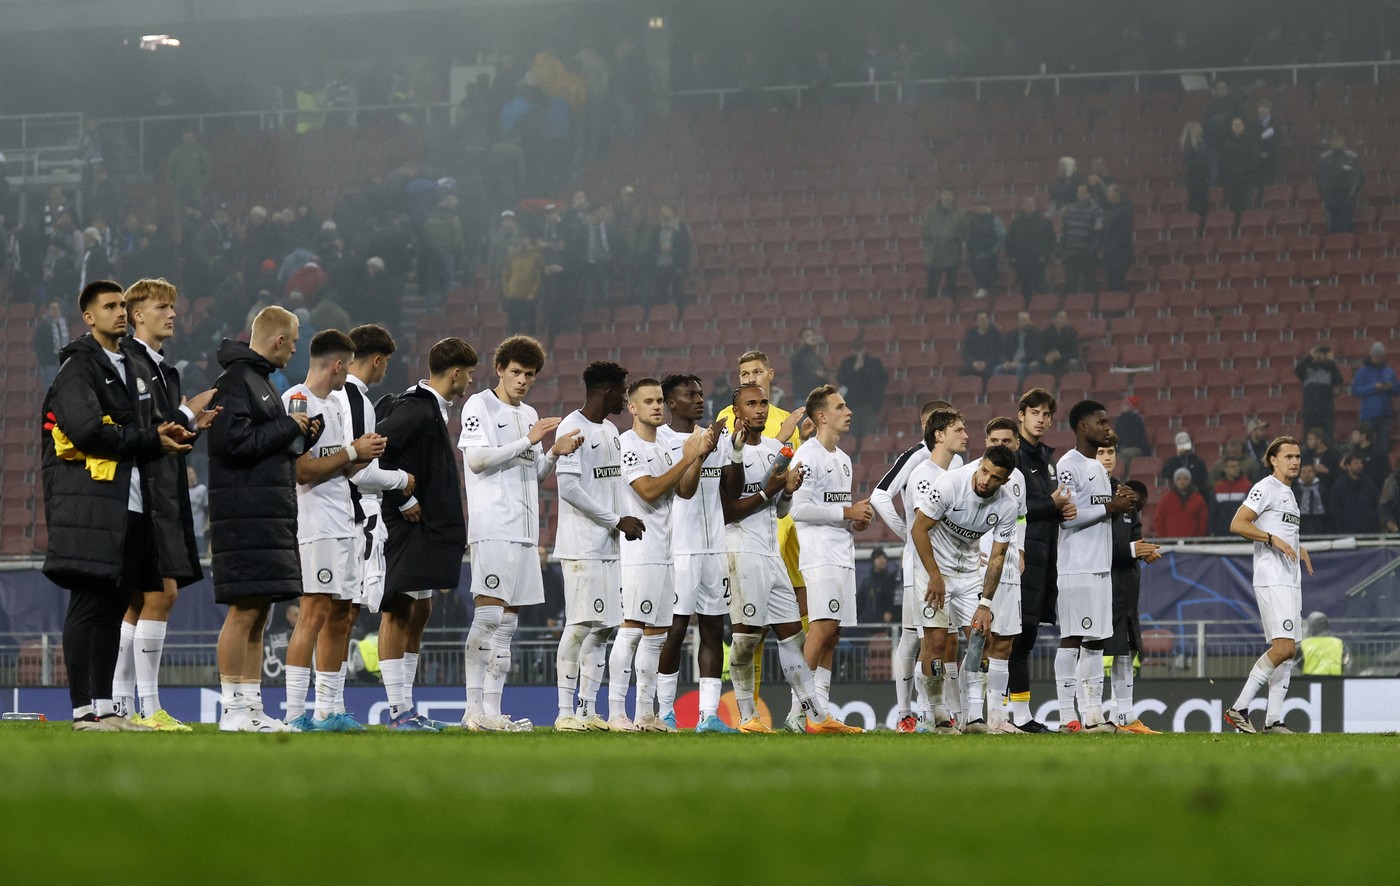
[824,492,852,503]
[700,467,723,478]
[1091,494,1113,505]
[1283,618,1294,631]
[484,574,500,590]
[940,517,987,541]
[593,598,605,613]
[641,600,653,614]
[743,603,757,618]
[1283,513,1301,526]
[317,568,333,584]
[828,599,840,613]
[593,466,621,478]
[1081,617,1093,629]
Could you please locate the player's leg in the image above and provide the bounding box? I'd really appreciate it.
[688,554,732,732]
[479,543,539,729]
[216,599,260,730]
[577,561,620,728]
[943,592,972,727]
[284,592,330,730]
[985,579,1023,732]
[917,622,954,732]
[607,621,644,730]
[1054,635,1082,731]
[113,594,142,719]
[771,565,859,734]
[130,579,183,728]
[379,592,417,727]
[895,586,923,730]
[554,559,596,731]
[634,566,676,732]
[656,558,694,730]
[730,625,763,727]
[463,543,508,726]
[960,626,993,732]
[1228,586,1299,734]
[1077,638,1111,730]
[312,598,355,728]
[1263,638,1297,733]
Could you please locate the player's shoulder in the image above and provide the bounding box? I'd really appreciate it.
[794,436,824,458]
[558,408,585,430]
[463,389,493,412]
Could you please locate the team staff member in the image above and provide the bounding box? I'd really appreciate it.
[209,306,317,733]
[42,279,191,731]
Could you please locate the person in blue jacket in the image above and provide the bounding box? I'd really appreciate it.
[1350,342,1400,453]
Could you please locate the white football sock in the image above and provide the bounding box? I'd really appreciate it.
[556,623,589,719]
[220,679,243,714]
[607,627,642,719]
[334,661,349,715]
[133,619,165,718]
[242,683,265,715]
[894,628,919,717]
[814,665,833,711]
[381,657,407,718]
[1265,658,1294,725]
[945,661,963,723]
[313,670,338,721]
[698,677,722,720]
[1077,648,1105,724]
[1112,655,1135,726]
[634,634,665,720]
[922,659,948,723]
[113,621,137,717]
[463,605,503,719]
[1055,647,1079,725]
[483,611,518,720]
[964,665,988,722]
[95,698,116,717]
[285,665,312,720]
[730,633,760,721]
[987,658,1010,726]
[778,633,828,721]
[1233,653,1278,712]
[657,671,680,719]
[402,651,419,710]
[578,626,611,718]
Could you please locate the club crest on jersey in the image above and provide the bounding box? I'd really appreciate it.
[1091,494,1113,505]
[464,415,481,433]
[622,451,640,468]
[743,603,757,618]
[986,513,999,525]
[842,463,850,477]
[1283,513,1301,526]
[613,438,622,449]
[640,600,654,614]
[824,492,852,503]
[593,466,621,478]
[317,568,332,584]
[136,377,148,394]
[661,452,673,466]
[484,574,500,590]
[764,452,776,465]
[1013,483,1022,497]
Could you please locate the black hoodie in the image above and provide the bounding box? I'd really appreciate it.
[206,338,305,603]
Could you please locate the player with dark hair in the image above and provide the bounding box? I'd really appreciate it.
[1226,436,1314,734]
[459,335,582,731]
[552,361,642,731]
[657,373,737,732]
[977,417,1031,732]
[1096,438,1162,734]
[377,337,478,730]
[1054,400,1137,732]
[1008,387,1072,732]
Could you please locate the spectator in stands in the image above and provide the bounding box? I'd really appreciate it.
[1294,463,1330,535]
[965,196,1005,300]
[1161,430,1210,494]
[1317,132,1364,234]
[791,327,830,400]
[1243,418,1272,467]
[1059,184,1101,294]
[960,310,1002,380]
[1157,468,1209,538]
[996,311,1042,386]
[1304,427,1341,492]
[420,194,465,306]
[537,203,571,345]
[1049,157,1082,210]
[1350,424,1392,490]
[575,204,614,311]
[1330,452,1380,535]
[1255,99,1281,188]
[1085,158,1115,204]
[488,210,523,295]
[284,258,328,304]
[1213,435,1261,483]
[1219,117,1258,220]
[613,186,645,307]
[501,237,543,335]
[191,204,236,296]
[1351,342,1399,453]
[1381,462,1400,534]
[858,548,899,625]
[921,186,967,298]
[1039,309,1082,378]
[1100,184,1134,292]
[1181,122,1211,227]
[358,256,400,328]
[1203,81,1243,185]
[1005,196,1056,301]
[1296,344,1344,443]
[837,336,888,452]
[167,130,211,211]
[1212,456,1252,535]
[645,204,691,318]
[1114,396,1151,476]
[78,227,111,292]
[34,300,70,388]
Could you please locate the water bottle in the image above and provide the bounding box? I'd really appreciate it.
[762,445,795,487]
[962,629,987,675]
[288,391,308,415]
[2,713,47,721]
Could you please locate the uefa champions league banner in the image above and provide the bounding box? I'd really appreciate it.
[4,679,1396,732]
[2,547,1397,633]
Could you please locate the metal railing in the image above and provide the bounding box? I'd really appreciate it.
[3,618,1393,689]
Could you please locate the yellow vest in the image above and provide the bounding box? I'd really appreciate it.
[1300,636,1343,676]
[357,634,381,677]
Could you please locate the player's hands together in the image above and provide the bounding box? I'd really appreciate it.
[777,407,806,442]
[1134,540,1162,563]
[528,417,562,444]
[402,503,422,523]
[1106,485,1137,514]
[681,427,707,461]
[159,421,196,445]
[923,572,946,610]
[551,428,583,456]
[157,422,193,454]
[699,423,722,457]
[352,433,387,461]
[616,515,645,540]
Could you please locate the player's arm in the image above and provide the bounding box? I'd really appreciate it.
[557,472,620,529]
[787,466,847,526]
[296,433,385,485]
[910,510,947,609]
[676,425,722,500]
[534,423,582,481]
[376,401,427,512]
[1229,502,1300,563]
[629,431,706,503]
[871,449,918,537]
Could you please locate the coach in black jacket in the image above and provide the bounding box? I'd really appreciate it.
[207,306,316,729]
[1105,478,1161,732]
[375,337,476,721]
[42,280,190,729]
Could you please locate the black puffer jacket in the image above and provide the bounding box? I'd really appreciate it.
[129,341,203,586]
[41,334,164,590]
[207,339,305,604]
[1017,433,1061,623]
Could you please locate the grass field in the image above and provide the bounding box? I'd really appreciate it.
[2,723,1396,882]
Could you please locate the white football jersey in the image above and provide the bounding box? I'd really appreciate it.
[791,437,855,571]
[554,409,623,561]
[727,437,786,556]
[620,429,677,566]
[875,444,967,589]
[913,461,1017,579]
[1244,475,1302,589]
[283,385,356,542]
[331,374,408,516]
[458,389,546,545]
[980,466,1028,578]
[660,424,727,556]
[1057,448,1114,575]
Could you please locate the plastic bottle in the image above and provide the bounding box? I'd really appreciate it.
[287,391,308,415]
[763,445,795,487]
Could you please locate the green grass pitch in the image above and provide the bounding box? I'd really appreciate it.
[2,723,1396,881]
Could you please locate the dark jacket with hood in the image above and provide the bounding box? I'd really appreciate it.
[1017,432,1061,622]
[41,334,164,590]
[207,338,306,603]
[378,384,467,595]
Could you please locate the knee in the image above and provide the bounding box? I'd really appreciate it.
[1274,638,1297,660]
